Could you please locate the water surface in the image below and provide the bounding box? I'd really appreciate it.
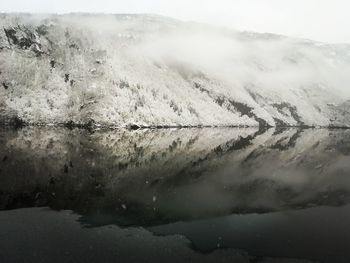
[0,127,350,262]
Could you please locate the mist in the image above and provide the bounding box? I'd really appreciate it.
[2,0,350,43]
[136,22,350,98]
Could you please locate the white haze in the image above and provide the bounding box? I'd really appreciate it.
[137,24,350,98]
[1,0,350,43]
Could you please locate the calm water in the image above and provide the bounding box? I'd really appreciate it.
[0,127,350,262]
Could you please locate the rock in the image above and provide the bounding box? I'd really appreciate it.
[2,82,9,90]
[50,60,56,68]
[3,25,50,56]
[0,29,10,50]
[8,117,25,128]
[129,124,141,130]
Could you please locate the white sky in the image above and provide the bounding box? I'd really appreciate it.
[1,0,349,43]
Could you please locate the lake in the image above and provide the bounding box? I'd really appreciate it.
[0,127,350,262]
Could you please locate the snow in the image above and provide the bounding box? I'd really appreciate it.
[0,14,350,128]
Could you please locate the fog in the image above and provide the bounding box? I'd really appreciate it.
[1,0,350,43]
[137,23,350,98]
[2,3,350,99]
[6,13,350,99]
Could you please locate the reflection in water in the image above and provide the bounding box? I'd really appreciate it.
[1,127,350,262]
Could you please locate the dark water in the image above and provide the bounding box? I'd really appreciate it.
[0,127,350,262]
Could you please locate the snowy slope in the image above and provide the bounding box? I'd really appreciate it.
[0,14,350,128]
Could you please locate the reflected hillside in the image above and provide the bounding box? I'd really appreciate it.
[1,127,350,227]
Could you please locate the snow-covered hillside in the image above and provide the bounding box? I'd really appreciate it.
[0,14,350,128]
